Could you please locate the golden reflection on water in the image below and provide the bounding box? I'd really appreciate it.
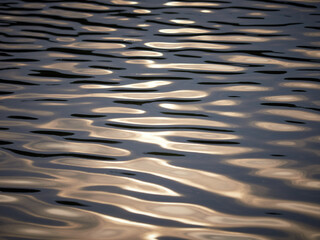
[147,63,245,72]
[0,201,270,240]
[170,19,195,24]
[291,49,320,58]
[55,37,76,42]
[223,55,320,68]
[200,10,213,13]
[304,31,320,37]
[133,9,151,14]
[0,105,54,116]
[0,90,207,100]
[0,154,300,234]
[56,157,249,199]
[281,81,320,89]
[48,52,76,58]
[0,15,69,26]
[186,35,270,42]
[0,130,130,157]
[261,109,320,122]
[60,2,110,10]
[1,1,319,239]
[159,101,249,118]
[41,9,92,18]
[269,135,320,157]
[252,121,310,132]
[0,43,42,49]
[120,51,163,57]
[26,140,130,156]
[238,29,281,34]
[102,37,142,42]
[20,3,46,8]
[44,62,113,75]
[126,59,155,64]
[109,116,233,127]
[145,42,230,49]
[226,158,320,190]
[164,1,220,6]
[92,107,145,114]
[82,80,171,89]
[38,118,255,156]
[63,42,126,49]
[159,28,210,34]
[32,156,320,234]
[111,0,138,4]
[215,85,272,92]
[260,95,307,102]
[81,26,116,32]
[0,150,319,239]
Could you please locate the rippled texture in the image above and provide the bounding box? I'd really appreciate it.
[0,0,320,239]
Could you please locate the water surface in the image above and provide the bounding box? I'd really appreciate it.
[0,0,320,239]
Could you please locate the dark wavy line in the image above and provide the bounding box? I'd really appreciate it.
[106,123,234,132]
[0,187,40,193]
[209,21,301,27]
[31,130,74,137]
[250,0,318,9]
[3,148,116,161]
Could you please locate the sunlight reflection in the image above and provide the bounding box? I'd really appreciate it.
[261,109,320,122]
[281,81,320,89]
[239,29,281,34]
[120,51,163,57]
[25,140,130,156]
[170,19,195,24]
[0,105,53,116]
[44,62,112,75]
[253,121,309,132]
[145,42,230,49]
[109,117,233,127]
[133,9,151,14]
[147,63,245,72]
[0,90,207,100]
[92,107,145,114]
[186,35,270,42]
[41,9,92,18]
[226,158,320,190]
[81,26,116,32]
[165,2,220,6]
[60,3,109,10]
[80,80,171,89]
[159,28,210,34]
[63,42,126,49]
[260,95,307,102]
[224,55,320,68]
[1,150,318,238]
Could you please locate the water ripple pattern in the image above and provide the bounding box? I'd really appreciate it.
[0,0,319,239]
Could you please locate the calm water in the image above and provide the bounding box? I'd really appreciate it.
[0,0,320,239]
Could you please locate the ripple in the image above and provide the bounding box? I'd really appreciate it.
[159,28,210,34]
[63,42,126,49]
[25,140,130,157]
[145,41,230,49]
[186,35,271,42]
[253,121,310,132]
[60,3,110,10]
[164,2,220,7]
[109,116,233,128]
[261,109,320,122]
[147,63,245,72]
[0,0,319,239]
